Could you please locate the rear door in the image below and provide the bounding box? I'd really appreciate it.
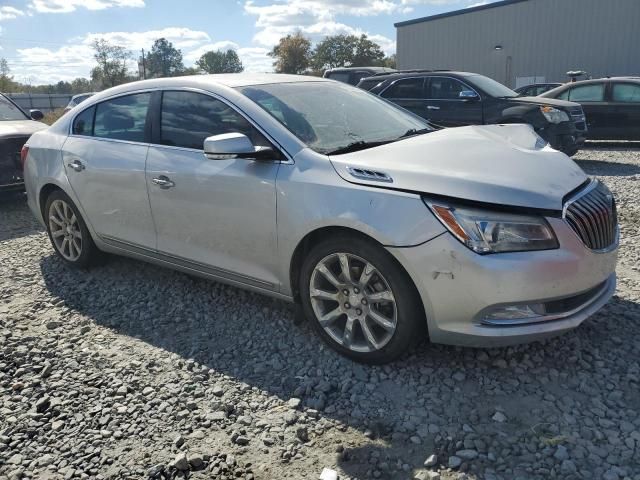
[558,82,608,138]
[62,92,156,249]
[423,76,483,127]
[609,82,640,140]
[380,77,427,118]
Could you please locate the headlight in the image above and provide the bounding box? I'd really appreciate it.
[540,106,569,124]
[424,200,559,254]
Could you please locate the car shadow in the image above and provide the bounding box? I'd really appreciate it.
[583,141,640,151]
[0,191,44,242]
[573,159,640,176]
[38,253,640,479]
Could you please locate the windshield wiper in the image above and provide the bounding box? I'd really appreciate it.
[326,140,393,155]
[398,127,432,139]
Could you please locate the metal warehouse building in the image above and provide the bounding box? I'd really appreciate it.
[395,0,640,88]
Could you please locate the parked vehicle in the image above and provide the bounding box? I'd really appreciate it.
[64,93,95,113]
[359,70,587,156]
[0,94,47,193]
[24,75,618,363]
[541,77,640,140]
[515,83,562,97]
[324,67,395,86]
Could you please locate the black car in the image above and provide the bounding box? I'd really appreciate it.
[323,67,396,86]
[0,94,47,193]
[540,77,640,140]
[359,71,586,156]
[515,83,562,97]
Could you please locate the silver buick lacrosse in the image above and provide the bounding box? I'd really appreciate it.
[23,74,618,363]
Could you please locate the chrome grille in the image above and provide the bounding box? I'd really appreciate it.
[568,106,587,132]
[564,181,618,251]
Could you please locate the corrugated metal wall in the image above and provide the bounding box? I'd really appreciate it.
[396,0,640,87]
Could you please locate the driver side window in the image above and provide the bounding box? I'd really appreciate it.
[159,91,269,150]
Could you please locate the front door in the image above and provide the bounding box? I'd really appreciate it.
[62,92,156,248]
[380,77,427,119]
[609,82,640,140]
[422,76,483,127]
[145,90,281,291]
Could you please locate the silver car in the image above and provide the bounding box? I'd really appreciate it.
[23,74,618,364]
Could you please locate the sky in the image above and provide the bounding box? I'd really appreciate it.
[0,0,497,85]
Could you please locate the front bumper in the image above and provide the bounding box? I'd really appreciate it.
[388,217,618,347]
[539,121,586,154]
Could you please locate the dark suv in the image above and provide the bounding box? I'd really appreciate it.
[359,71,586,156]
[324,67,396,86]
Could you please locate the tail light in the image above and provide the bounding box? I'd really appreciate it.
[20,145,29,170]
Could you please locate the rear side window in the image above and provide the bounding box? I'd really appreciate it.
[612,83,640,103]
[72,106,95,136]
[93,93,151,142]
[428,77,468,100]
[326,72,351,83]
[160,91,268,150]
[382,78,425,99]
[567,84,605,102]
[358,78,382,91]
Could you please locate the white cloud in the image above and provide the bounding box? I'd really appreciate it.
[81,27,212,51]
[0,6,26,21]
[243,0,444,52]
[28,0,145,13]
[11,27,272,84]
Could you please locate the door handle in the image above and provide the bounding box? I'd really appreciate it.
[426,105,441,110]
[152,175,175,189]
[67,160,85,172]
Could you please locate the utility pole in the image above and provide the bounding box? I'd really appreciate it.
[141,49,147,79]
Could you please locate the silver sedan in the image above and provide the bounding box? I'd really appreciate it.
[23,74,618,363]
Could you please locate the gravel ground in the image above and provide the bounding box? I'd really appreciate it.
[1,144,639,480]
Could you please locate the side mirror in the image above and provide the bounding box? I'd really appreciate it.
[203,133,274,160]
[459,90,479,101]
[30,109,44,121]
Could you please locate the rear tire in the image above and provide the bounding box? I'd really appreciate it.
[44,190,101,268]
[299,235,424,364]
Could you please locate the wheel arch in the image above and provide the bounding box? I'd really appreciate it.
[38,183,65,222]
[288,226,427,325]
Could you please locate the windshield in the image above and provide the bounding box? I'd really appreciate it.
[467,74,518,98]
[0,95,28,121]
[238,81,431,154]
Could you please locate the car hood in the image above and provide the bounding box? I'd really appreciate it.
[513,96,579,109]
[328,124,587,211]
[0,120,48,137]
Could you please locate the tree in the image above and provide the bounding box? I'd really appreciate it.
[0,58,12,91]
[71,77,94,94]
[92,39,131,88]
[145,38,184,78]
[312,34,385,71]
[382,54,396,70]
[269,32,311,74]
[196,49,244,74]
[352,34,385,67]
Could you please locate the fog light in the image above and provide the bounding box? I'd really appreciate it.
[483,303,546,321]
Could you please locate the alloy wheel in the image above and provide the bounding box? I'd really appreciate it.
[309,252,398,353]
[48,199,82,261]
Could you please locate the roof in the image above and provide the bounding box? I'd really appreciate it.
[86,73,329,103]
[325,67,394,73]
[395,0,530,27]
[366,70,476,81]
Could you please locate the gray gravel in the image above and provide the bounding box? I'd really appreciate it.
[1,143,639,480]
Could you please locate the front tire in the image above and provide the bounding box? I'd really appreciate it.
[45,190,101,268]
[300,235,424,364]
